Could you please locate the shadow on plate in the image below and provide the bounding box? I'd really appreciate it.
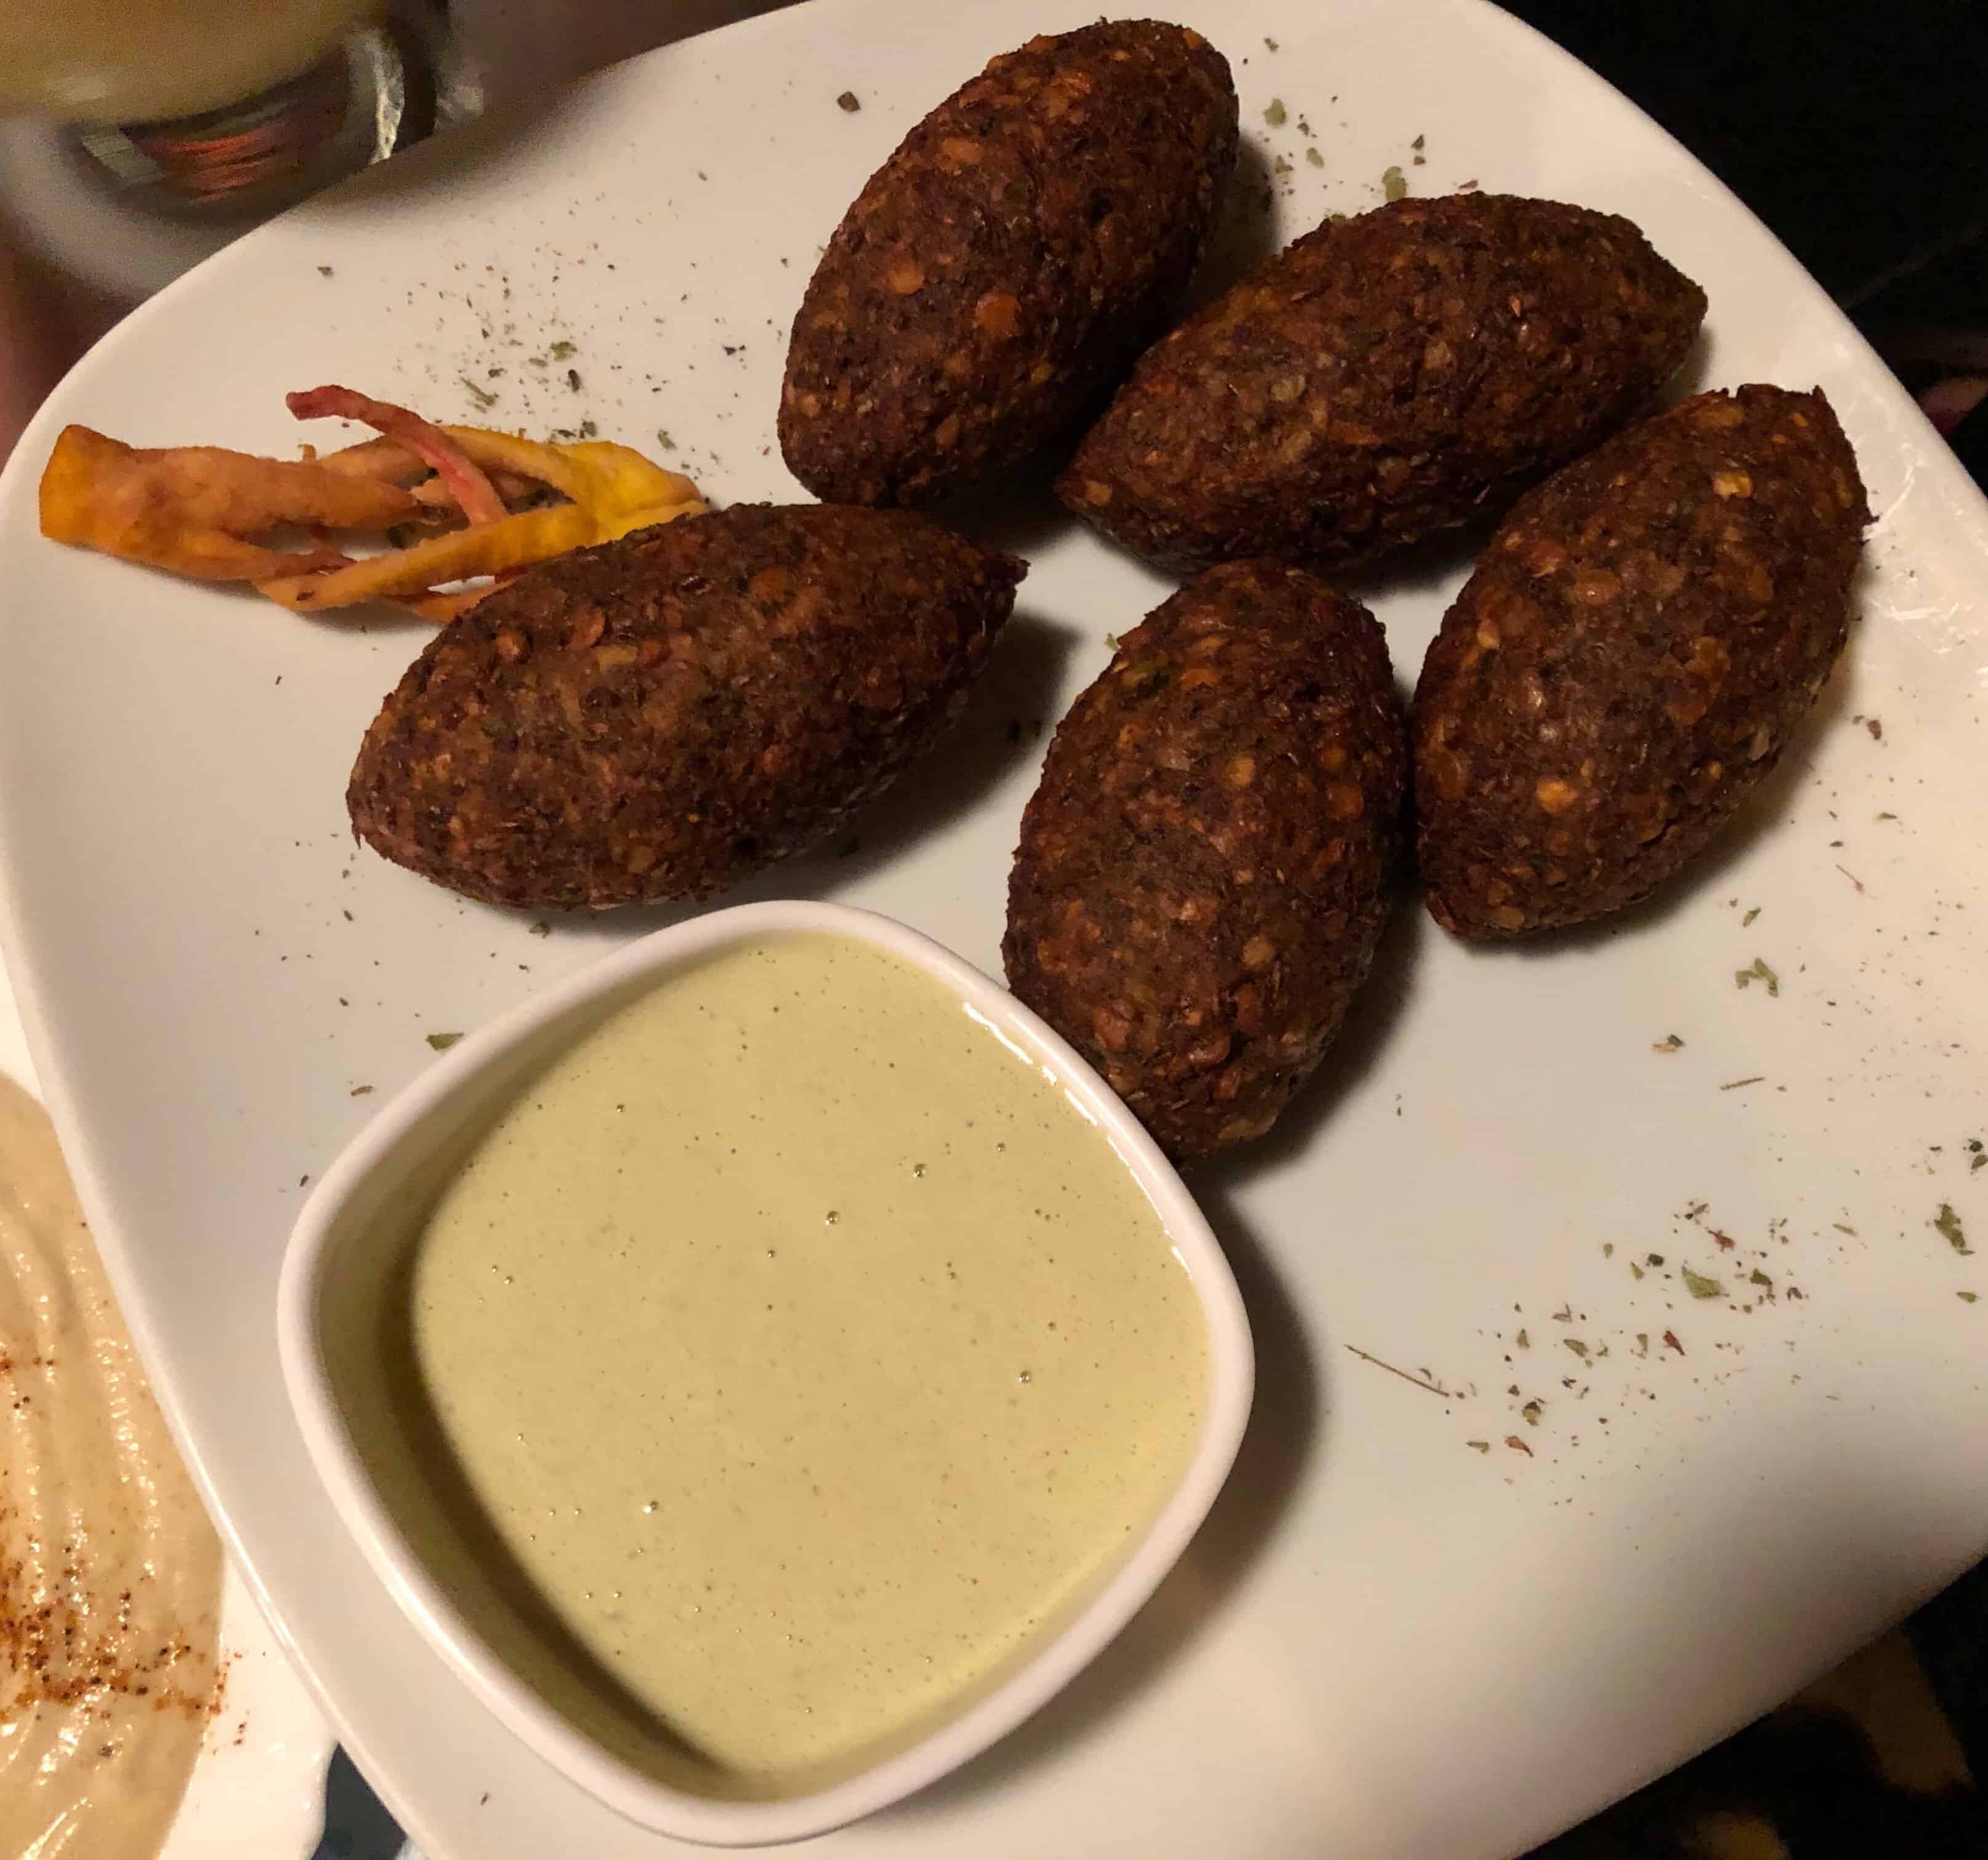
[894,1166,1321,1821]
[1335,523,1485,620]
[929,458,1085,564]
[1660,324,1719,408]
[1182,133,1283,315]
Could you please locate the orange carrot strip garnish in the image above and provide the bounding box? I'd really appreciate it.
[39,425,408,581]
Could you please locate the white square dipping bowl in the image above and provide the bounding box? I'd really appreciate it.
[277,898,1254,1846]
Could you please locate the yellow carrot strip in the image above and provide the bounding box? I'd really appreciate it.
[256,483,703,611]
[439,432,701,515]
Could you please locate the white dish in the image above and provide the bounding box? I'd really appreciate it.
[0,1041,333,1859]
[0,0,1986,1856]
[279,900,1252,1846]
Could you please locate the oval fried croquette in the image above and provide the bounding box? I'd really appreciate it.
[1057,193,1707,574]
[1412,384,1868,938]
[1004,561,1407,1160]
[348,504,1024,909]
[779,20,1238,507]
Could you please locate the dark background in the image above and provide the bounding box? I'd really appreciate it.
[1506,0,1988,383]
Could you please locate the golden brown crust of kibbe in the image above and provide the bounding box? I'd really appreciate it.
[1057,193,1707,574]
[1413,384,1869,938]
[1004,562,1406,1161]
[348,505,1023,910]
[779,20,1238,507]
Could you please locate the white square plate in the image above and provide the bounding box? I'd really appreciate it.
[1,0,1984,1855]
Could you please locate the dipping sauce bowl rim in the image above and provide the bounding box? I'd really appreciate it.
[276,897,1255,1848]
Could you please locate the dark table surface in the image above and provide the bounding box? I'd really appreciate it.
[1508,0,1988,313]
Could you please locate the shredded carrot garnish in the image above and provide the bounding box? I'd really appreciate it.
[38,387,706,622]
[286,386,507,526]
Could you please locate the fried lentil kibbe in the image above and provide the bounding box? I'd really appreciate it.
[779,20,1238,507]
[1413,384,1868,938]
[1058,193,1708,574]
[1005,562,1407,1161]
[348,505,1023,909]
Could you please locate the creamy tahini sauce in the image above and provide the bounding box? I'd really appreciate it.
[0,1076,223,1858]
[407,932,1206,1786]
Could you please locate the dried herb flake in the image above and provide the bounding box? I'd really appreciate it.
[1653,1033,1684,1052]
[1735,956,1781,996]
[1682,1266,1724,1299]
[1382,164,1408,202]
[1935,1203,1971,1255]
[1263,98,1287,127]
[836,90,861,112]
[426,1031,464,1052]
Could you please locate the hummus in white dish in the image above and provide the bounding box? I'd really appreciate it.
[0,1076,223,1859]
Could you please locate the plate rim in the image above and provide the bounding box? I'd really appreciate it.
[1,0,1985,1854]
